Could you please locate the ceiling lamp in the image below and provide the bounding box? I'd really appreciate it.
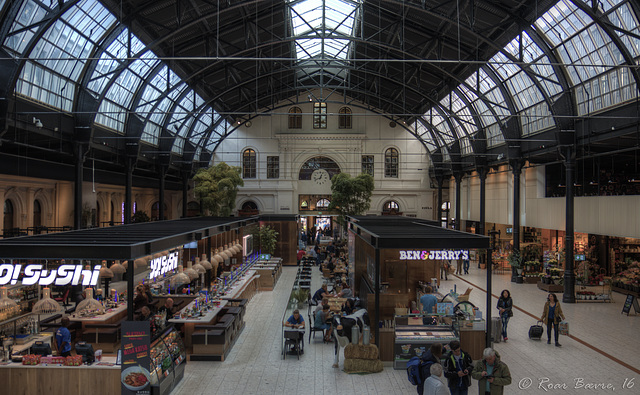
[192,257,206,275]
[183,261,199,281]
[133,258,147,269]
[76,288,105,315]
[200,254,212,270]
[0,286,20,319]
[233,239,242,253]
[32,287,63,314]
[212,248,224,264]
[221,245,232,260]
[170,265,191,288]
[99,261,114,279]
[110,260,126,275]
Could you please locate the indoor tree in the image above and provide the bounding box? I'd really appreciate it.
[192,162,244,216]
[328,172,375,229]
[250,225,279,255]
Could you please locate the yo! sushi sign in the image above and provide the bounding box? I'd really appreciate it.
[399,250,469,261]
[0,263,100,286]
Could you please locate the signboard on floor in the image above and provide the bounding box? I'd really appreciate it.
[621,294,640,316]
[121,321,151,395]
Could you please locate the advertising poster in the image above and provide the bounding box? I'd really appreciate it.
[121,321,151,395]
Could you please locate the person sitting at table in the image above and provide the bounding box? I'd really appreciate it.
[342,298,356,315]
[284,309,305,329]
[143,284,155,311]
[337,282,352,298]
[313,284,333,303]
[136,306,152,321]
[314,304,333,342]
[133,285,149,311]
[315,298,330,314]
[158,298,174,320]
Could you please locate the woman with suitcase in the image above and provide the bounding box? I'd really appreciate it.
[540,293,565,347]
[496,290,513,341]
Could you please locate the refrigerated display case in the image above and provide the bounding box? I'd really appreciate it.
[149,326,186,395]
[393,315,458,369]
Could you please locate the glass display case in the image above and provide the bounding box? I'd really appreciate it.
[393,314,458,369]
[149,326,186,395]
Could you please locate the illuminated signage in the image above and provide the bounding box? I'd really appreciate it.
[148,251,179,280]
[399,250,469,261]
[0,264,100,286]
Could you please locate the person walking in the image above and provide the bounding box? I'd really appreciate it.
[463,257,470,274]
[496,290,513,342]
[541,293,565,347]
[443,340,473,395]
[440,260,449,280]
[471,348,512,395]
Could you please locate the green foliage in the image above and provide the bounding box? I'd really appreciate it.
[522,244,542,262]
[192,162,244,216]
[328,172,374,226]
[508,249,523,269]
[289,288,310,304]
[250,225,279,255]
[131,210,151,223]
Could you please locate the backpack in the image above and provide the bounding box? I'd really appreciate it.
[407,357,434,386]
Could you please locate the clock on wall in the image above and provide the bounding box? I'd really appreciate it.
[312,169,330,185]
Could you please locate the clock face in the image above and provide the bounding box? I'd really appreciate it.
[312,169,330,185]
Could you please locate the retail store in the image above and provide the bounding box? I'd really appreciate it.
[0,216,269,395]
[346,216,490,363]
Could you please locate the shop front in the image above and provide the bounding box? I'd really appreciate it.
[347,216,490,361]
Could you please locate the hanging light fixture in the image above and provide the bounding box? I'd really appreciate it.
[32,287,63,314]
[110,260,126,275]
[99,261,114,279]
[0,286,20,321]
[184,261,199,281]
[170,265,190,288]
[200,254,212,270]
[76,288,105,315]
[192,257,206,275]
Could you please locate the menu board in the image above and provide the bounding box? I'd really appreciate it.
[621,294,639,316]
[121,321,151,395]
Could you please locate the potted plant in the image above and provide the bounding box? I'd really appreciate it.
[508,250,524,283]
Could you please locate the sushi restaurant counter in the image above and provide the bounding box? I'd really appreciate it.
[0,356,120,395]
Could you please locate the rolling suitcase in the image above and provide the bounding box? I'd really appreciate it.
[529,321,544,340]
[491,317,502,343]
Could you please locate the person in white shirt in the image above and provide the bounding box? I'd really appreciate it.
[423,362,449,395]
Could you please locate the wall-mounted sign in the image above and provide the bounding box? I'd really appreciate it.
[148,251,179,280]
[0,263,100,286]
[399,250,469,261]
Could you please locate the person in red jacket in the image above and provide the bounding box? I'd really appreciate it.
[297,248,305,265]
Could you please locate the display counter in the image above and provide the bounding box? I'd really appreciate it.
[69,303,128,353]
[0,357,120,395]
[393,315,458,369]
[254,261,282,291]
[150,326,187,395]
[168,300,228,348]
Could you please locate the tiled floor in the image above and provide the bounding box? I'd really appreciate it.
[172,264,640,395]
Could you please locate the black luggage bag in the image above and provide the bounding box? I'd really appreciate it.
[529,321,544,340]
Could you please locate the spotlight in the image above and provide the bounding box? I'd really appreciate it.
[34,118,43,128]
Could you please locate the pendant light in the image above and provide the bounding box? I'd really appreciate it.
[32,287,63,314]
[0,286,20,321]
[110,260,126,275]
[192,257,206,275]
[75,288,105,315]
[170,265,190,288]
[184,261,199,281]
[199,254,212,270]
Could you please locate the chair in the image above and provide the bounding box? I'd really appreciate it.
[54,288,70,307]
[283,330,303,359]
[308,311,325,343]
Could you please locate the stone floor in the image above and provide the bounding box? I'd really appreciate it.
[171,263,640,395]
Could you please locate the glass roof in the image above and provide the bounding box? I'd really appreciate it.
[288,0,360,79]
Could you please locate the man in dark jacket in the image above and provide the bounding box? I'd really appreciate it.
[443,340,473,395]
[417,343,443,395]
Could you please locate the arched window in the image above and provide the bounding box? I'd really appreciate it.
[298,156,341,180]
[243,149,257,178]
[384,148,399,178]
[152,201,168,220]
[33,200,42,228]
[4,200,14,231]
[300,200,308,209]
[187,201,200,217]
[289,107,302,129]
[339,107,352,129]
[316,198,330,209]
[313,102,327,129]
[383,201,399,212]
